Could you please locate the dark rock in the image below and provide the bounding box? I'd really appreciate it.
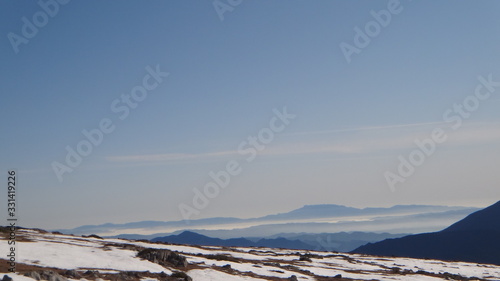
[2,275,13,281]
[64,270,81,279]
[83,270,101,278]
[221,264,231,269]
[288,275,298,281]
[137,248,188,267]
[24,272,41,280]
[299,254,312,262]
[116,271,140,280]
[390,267,401,274]
[170,271,192,281]
[39,271,68,281]
[49,275,67,281]
[202,254,239,262]
[334,274,342,278]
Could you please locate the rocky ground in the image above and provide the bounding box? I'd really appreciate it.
[0,228,499,281]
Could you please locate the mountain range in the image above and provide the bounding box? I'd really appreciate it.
[353,200,500,265]
[151,231,314,249]
[52,203,481,253]
[57,204,479,238]
[150,230,407,252]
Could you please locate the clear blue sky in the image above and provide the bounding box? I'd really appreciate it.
[1,0,500,229]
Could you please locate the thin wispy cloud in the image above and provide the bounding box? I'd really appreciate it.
[447,125,500,146]
[286,121,447,137]
[106,122,500,164]
[106,150,238,163]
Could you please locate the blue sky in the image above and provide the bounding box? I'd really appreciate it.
[1,0,500,229]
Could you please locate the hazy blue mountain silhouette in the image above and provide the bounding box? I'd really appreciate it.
[151,231,313,250]
[57,204,478,236]
[442,201,500,232]
[353,201,500,265]
[259,204,468,220]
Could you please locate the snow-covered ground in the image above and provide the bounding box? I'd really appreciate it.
[1,228,499,281]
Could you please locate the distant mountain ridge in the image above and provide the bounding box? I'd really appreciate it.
[151,231,314,250]
[56,204,480,237]
[123,230,409,252]
[265,231,408,252]
[262,204,467,220]
[353,200,500,265]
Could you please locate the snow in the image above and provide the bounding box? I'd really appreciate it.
[0,231,171,274]
[355,255,500,278]
[187,256,313,280]
[19,241,171,273]
[1,229,500,281]
[187,269,268,281]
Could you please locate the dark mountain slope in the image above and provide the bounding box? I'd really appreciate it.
[442,200,500,232]
[353,201,500,265]
[152,231,313,250]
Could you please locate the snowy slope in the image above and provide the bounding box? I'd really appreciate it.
[1,228,499,281]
